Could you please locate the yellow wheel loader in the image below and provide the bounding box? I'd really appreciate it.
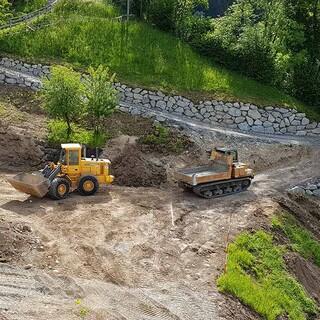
[175,147,254,199]
[7,143,114,200]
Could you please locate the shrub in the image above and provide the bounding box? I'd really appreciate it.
[0,0,11,23]
[42,66,85,138]
[84,65,118,134]
[292,60,320,106]
[47,120,109,148]
[146,0,176,32]
[11,0,47,15]
[139,124,191,153]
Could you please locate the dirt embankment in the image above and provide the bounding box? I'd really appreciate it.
[286,253,320,305]
[278,195,320,240]
[0,122,45,170]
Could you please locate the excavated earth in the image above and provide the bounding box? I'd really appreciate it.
[0,86,320,320]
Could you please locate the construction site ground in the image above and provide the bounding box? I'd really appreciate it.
[0,85,320,320]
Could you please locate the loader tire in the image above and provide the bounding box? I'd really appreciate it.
[48,178,70,200]
[78,176,99,196]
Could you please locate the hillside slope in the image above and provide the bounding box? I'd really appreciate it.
[0,0,312,115]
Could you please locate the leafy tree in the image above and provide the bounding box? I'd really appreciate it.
[135,0,208,35]
[42,66,85,138]
[0,0,11,24]
[174,0,208,37]
[84,65,118,135]
[198,0,320,105]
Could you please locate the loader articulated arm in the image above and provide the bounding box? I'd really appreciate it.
[48,164,62,182]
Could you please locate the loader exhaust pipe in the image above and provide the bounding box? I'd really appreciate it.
[96,147,99,161]
[82,145,86,158]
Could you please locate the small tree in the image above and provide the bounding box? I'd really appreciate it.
[84,65,118,135]
[42,66,84,138]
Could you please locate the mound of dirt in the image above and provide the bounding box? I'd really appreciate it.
[110,140,167,187]
[103,135,167,187]
[0,219,38,264]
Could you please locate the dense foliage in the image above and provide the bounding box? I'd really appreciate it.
[10,0,47,15]
[129,0,208,36]
[206,0,320,106]
[43,65,85,137]
[129,0,320,108]
[84,65,118,135]
[0,0,11,23]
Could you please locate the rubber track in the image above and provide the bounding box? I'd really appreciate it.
[192,177,252,199]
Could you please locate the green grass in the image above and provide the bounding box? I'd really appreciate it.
[0,0,319,120]
[272,215,320,267]
[217,231,317,320]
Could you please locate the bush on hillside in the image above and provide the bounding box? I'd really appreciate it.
[42,66,85,138]
[292,60,320,106]
[47,120,109,147]
[11,0,46,15]
[84,65,118,135]
[43,64,117,147]
[0,0,11,23]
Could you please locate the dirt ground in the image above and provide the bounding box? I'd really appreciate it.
[1,86,320,320]
[0,137,319,319]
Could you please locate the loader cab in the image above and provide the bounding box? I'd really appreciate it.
[59,144,82,178]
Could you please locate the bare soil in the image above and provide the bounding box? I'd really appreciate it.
[1,141,319,319]
[0,86,320,320]
[0,218,37,263]
[107,136,167,187]
[286,253,320,305]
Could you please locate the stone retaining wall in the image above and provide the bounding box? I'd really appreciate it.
[1,57,320,136]
[0,57,50,78]
[115,84,320,136]
[0,67,42,90]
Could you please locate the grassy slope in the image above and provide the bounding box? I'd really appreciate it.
[218,230,318,320]
[273,214,320,267]
[218,212,320,320]
[0,0,319,120]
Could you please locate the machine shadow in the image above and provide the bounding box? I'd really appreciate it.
[1,190,113,216]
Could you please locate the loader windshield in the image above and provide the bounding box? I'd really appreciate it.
[59,149,66,165]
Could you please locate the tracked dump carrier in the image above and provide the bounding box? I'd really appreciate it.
[175,148,254,199]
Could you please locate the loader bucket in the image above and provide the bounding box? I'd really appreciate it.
[7,172,50,198]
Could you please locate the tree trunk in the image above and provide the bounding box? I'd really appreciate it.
[65,114,72,139]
